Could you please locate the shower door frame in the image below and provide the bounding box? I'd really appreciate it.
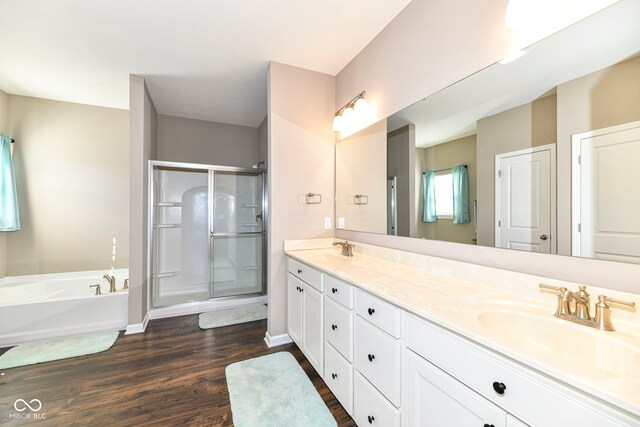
[147,160,267,310]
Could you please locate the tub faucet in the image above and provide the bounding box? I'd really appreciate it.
[103,274,117,293]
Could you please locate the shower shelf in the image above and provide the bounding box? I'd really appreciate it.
[157,202,182,207]
[242,204,258,208]
[157,224,181,229]
[154,271,180,278]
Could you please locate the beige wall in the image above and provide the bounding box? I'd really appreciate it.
[129,75,157,326]
[4,95,128,275]
[556,55,640,255]
[336,120,387,234]
[335,0,640,293]
[417,134,477,245]
[268,62,335,338]
[156,114,259,167]
[476,94,556,246]
[387,125,415,237]
[0,89,8,278]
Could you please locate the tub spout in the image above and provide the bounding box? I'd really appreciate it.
[103,274,117,293]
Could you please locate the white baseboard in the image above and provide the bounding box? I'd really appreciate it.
[264,331,293,348]
[125,312,149,335]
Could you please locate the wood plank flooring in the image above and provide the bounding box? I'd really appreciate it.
[0,315,356,426]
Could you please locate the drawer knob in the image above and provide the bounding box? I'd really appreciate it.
[331,373,337,379]
[331,324,337,331]
[332,287,337,294]
[484,424,495,427]
[296,286,300,291]
[300,288,304,293]
[297,269,303,274]
[367,354,375,362]
[367,415,375,424]
[492,382,506,395]
[367,308,375,315]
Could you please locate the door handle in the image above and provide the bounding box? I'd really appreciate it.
[540,234,548,241]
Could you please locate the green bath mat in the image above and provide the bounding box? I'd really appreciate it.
[226,352,336,427]
[0,330,119,370]
[199,304,267,329]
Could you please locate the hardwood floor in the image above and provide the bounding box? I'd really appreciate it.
[0,315,356,426]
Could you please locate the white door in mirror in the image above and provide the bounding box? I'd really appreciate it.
[495,144,555,253]
[338,217,345,229]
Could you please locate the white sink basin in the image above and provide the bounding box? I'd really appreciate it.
[478,310,640,376]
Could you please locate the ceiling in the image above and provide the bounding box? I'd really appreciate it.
[0,0,411,127]
[387,0,640,148]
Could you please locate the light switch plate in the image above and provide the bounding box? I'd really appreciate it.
[338,217,345,229]
[324,217,332,229]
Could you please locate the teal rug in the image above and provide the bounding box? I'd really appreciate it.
[199,304,267,329]
[0,330,119,370]
[226,352,336,427]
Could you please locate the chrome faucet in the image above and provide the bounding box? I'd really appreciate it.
[333,240,355,257]
[540,283,635,331]
[103,274,117,293]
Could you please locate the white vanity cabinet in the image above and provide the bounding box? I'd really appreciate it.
[406,350,507,427]
[286,258,324,375]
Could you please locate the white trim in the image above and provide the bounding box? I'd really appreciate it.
[148,295,267,320]
[571,120,640,257]
[264,331,293,348]
[125,312,149,335]
[494,143,557,254]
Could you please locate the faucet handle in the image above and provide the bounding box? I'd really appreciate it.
[123,279,129,290]
[90,284,102,295]
[598,295,636,309]
[539,283,572,317]
[539,283,566,295]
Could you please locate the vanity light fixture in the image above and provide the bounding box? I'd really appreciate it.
[333,91,369,132]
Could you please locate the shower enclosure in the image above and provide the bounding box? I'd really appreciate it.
[149,161,266,309]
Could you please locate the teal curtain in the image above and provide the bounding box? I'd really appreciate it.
[0,134,20,231]
[452,164,470,224]
[422,170,437,223]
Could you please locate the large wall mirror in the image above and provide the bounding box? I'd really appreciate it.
[336,3,640,264]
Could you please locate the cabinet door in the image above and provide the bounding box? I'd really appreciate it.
[506,415,530,427]
[287,274,303,345]
[406,351,506,427]
[302,284,323,375]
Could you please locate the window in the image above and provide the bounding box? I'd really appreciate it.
[433,171,453,218]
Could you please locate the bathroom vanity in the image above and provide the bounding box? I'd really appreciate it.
[285,241,640,427]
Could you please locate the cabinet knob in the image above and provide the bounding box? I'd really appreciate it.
[367,308,375,315]
[367,354,375,362]
[483,424,495,427]
[331,373,337,379]
[492,382,506,395]
[296,286,300,291]
[367,415,375,424]
[300,287,304,293]
[332,287,337,294]
[297,269,302,274]
[331,324,337,330]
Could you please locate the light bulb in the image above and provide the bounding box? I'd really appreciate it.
[353,97,369,115]
[342,106,355,122]
[332,115,345,132]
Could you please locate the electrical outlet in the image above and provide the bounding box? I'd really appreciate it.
[338,217,345,229]
[324,217,332,229]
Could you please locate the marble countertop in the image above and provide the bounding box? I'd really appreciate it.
[285,246,640,418]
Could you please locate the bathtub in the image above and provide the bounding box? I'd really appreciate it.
[0,269,128,347]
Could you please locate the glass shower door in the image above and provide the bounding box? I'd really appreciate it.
[210,171,264,298]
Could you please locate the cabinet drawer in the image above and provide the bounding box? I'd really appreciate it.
[325,274,354,309]
[355,289,402,338]
[324,342,353,415]
[287,257,323,291]
[324,297,353,361]
[354,372,400,427]
[354,316,402,407]
[407,314,635,427]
